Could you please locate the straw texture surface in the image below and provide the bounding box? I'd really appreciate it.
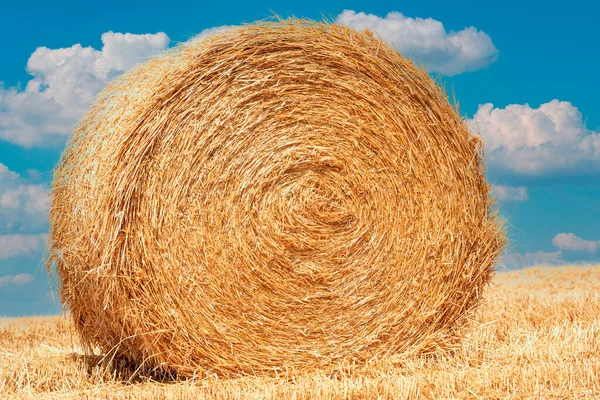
[48,20,505,377]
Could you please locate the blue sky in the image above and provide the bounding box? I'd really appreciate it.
[1,0,598,316]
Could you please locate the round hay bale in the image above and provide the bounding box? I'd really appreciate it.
[48,19,505,376]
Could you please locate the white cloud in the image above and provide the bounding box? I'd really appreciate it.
[0,163,49,233]
[523,251,563,266]
[98,32,170,71]
[0,32,169,148]
[467,100,600,176]
[0,233,47,259]
[552,233,599,253]
[490,185,528,202]
[0,273,35,287]
[0,17,497,148]
[336,10,498,76]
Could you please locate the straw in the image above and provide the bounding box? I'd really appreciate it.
[47,19,505,377]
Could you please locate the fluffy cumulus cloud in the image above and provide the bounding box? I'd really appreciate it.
[490,185,528,202]
[0,273,35,287]
[336,10,498,76]
[0,32,169,147]
[0,16,500,148]
[0,163,49,233]
[467,100,600,176]
[552,233,599,253]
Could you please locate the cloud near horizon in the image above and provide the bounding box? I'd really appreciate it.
[500,248,600,269]
[523,250,563,266]
[500,232,600,270]
[499,250,562,270]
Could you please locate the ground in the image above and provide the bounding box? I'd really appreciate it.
[1,265,599,399]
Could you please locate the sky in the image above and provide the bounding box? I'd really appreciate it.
[1,0,598,316]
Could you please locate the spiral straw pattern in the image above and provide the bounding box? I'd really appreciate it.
[48,20,505,376]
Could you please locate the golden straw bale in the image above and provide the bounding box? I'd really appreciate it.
[47,19,505,377]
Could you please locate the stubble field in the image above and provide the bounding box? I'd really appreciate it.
[1,264,599,399]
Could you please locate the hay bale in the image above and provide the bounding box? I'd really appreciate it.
[48,19,505,376]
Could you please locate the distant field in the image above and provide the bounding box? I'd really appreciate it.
[2,265,599,399]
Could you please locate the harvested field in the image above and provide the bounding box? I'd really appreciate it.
[2,264,599,399]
